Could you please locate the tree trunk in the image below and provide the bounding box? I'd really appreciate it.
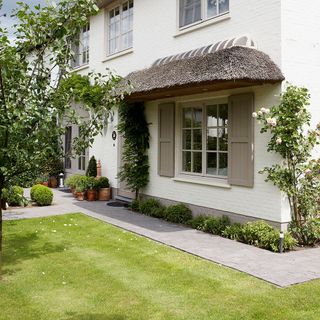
[0,188,3,280]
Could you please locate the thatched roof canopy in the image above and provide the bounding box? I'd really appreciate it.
[125,46,284,102]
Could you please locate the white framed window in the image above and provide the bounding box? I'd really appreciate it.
[181,101,228,178]
[107,0,133,56]
[179,0,229,28]
[78,151,86,171]
[71,24,90,68]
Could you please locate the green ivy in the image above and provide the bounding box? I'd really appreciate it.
[118,102,150,199]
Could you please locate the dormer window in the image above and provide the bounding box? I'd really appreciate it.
[179,0,229,28]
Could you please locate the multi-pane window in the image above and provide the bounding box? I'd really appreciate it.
[108,0,133,55]
[179,0,229,28]
[71,24,90,68]
[65,126,72,170]
[78,151,86,171]
[182,103,228,177]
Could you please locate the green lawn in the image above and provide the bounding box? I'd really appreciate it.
[0,214,319,320]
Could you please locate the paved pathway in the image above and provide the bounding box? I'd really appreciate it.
[3,189,320,287]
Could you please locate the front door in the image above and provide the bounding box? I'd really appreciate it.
[118,135,136,199]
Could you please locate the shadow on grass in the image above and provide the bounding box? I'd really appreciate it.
[64,313,127,320]
[3,232,66,275]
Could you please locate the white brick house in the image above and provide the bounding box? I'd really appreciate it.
[65,0,320,229]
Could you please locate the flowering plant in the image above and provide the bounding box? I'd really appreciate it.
[253,85,320,245]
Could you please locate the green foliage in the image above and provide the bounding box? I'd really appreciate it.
[140,198,165,218]
[253,84,320,244]
[32,185,53,206]
[118,102,150,199]
[2,186,28,207]
[86,176,99,190]
[202,216,230,236]
[65,174,83,189]
[187,215,208,230]
[222,223,243,241]
[75,176,89,193]
[130,199,141,212]
[165,204,192,224]
[226,221,297,252]
[290,219,320,246]
[30,184,43,201]
[96,177,109,188]
[86,156,97,177]
[0,0,127,215]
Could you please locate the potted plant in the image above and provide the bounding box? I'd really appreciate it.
[75,176,88,201]
[97,177,111,201]
[65,174,82,197]
[86,177,99,201]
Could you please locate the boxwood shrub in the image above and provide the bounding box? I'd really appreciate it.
[2,186,27,207]
[140,198,165,219]
[165,203,192,224]
[32,185,53,206]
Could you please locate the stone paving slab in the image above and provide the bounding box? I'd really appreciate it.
[3,189,320,287]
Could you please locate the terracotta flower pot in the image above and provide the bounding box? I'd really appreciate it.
[49,176,58,188]
[77,192,86,201]
[98,188,111,201]
[87,190,97,201]
[42,181,49,187]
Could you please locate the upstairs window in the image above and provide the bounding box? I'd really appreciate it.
[108,0,134,55]
[179,0,229,28]
[71,24,90,68]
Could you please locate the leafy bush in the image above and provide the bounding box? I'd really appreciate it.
[32,185,53,206]
[75,176,89,192]
[86,177,99,190]
[222,223,243,240]
[2,186,28,207]
[30,184,43,201]
[165,204,192,224]
[130,199,140,212]
[65,174,83,189]
[86,156,97,177]
[97,177,109,188]
[140,198,165,218]
[187,215,208,230]
[290,219,320,246]
[202,216,230,235]
[239,221,296,252]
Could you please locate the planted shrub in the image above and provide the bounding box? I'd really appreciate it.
[140,198,165,218]
[289,219,320,246]
[86,156,97,177]
[187,215,208,230]
[202,216,231,235]
[165,204,192,224]
[65,174,83,190]
[2,186,27,207]
[97,177,109,189]
[30,184,43,201]
[222,223,243,241]
[32,185,53,206]
[130,199,141,212]
[240,221,297,252]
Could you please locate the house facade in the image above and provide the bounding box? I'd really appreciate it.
[66,0,320,230]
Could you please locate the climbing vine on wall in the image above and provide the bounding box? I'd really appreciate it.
[118,102,150,199]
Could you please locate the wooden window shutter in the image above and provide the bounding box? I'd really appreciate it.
[158,102,175,177]
[228,93,254,187]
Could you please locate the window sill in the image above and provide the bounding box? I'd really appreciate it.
[102,48,133,62]
[174,13,230,38]
[173,175,231,189]
[70,64,90,73]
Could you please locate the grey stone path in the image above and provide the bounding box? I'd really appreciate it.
[3,189,320,287]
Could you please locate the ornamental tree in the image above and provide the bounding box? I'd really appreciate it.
[253,85,320,244]
[0,0,126,275]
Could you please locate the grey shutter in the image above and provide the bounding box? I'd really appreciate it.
[228,93,254,187]
[158,103,175,177]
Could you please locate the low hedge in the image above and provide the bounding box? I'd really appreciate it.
[31,185,53,206]
[130,197,297,253]
[165,204,192,224]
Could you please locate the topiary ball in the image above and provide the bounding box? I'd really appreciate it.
[32,185,53,206]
